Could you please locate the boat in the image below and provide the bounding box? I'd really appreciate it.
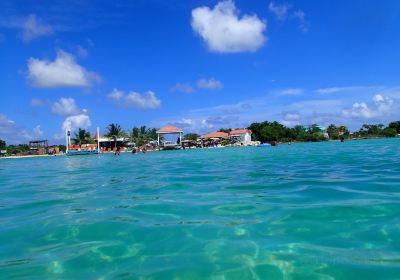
[258,143,271,147]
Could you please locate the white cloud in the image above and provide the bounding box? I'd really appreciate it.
[30,98,44,107]
[314,86,381,95]
[197,78,223,90]
[170,83,195,93]
[293,9,309,32]
[108,88,161,109]
[76,45,88,58]
[373,94,394,113]
[33,125,43,137]
[0,114,36,144]
[280,113,301,127]
[342,94,394,119]
[62,114,91,131]
[276,88,303,96]
[51,97,80,116]
[19,14,53,43]
[27,49,101,88]
[191,0,267,53]
[268,2,289,20]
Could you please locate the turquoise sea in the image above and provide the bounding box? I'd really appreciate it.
[1,138,400,279]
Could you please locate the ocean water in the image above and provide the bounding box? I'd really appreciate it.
[1,138,400,279]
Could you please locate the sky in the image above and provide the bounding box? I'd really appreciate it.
[1,0,400,144]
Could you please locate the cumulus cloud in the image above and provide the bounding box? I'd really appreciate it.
[18,14,53,43]
[51,97,81,116]
[30,98,44,107]
[342,94,394,119]
[33,125,43,137]
[108,88,161,109]
[197,78,223,90]
[62,114,91,131]
[191,0,267,53]
[27,49,101,88]
[268,2,289,20]
[170,83,195,93]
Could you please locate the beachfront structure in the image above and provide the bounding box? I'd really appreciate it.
[29,140,48,155]
[302,124,329,139]
[229,129,252,143]
[200,131,229,140]
[156,126,183,147]
[66,128,100,155]
[200,131,229,147]
[98,136,129,151]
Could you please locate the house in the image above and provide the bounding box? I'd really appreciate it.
[199,131,229,147]
[229,129,252,143]
[200,131,229,140]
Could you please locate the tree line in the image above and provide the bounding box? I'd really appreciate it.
[71,123,160,147]
[247,120,400,143]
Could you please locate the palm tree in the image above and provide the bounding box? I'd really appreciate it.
[105,123,125,149]
[105,123,124,138]
[72,128,93,145]
[130,126,160,147]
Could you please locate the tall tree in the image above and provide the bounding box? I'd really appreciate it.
[388,121,400,133]
[0,139,6,150]
[184,133,200,141]
[105,123,125,137]
[72,128,93,145]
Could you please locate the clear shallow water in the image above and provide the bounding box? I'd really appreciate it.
[1,138,400,279]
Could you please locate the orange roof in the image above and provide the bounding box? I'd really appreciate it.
[201,131,229,139]
[229,128,252,135]
[157,125,183,133]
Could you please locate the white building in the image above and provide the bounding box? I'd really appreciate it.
[229,129,252,143]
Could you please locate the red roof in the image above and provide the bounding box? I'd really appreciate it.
[229,129,252,135]
[157,125,183,133]
[201,131,229,139]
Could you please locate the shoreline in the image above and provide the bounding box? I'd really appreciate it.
[1,137,398,160]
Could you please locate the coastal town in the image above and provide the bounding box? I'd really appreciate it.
[2,120,400,158]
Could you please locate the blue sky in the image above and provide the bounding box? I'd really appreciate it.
[1,0,400,144]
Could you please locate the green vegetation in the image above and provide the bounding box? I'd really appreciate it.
[353,124,398,138]
[249,121,399,143]
[388,121,400,134]
[249,121,327,143]
[72,128,95,145]
[130,126,159,147]
[0,139,6,150]
[6,144,30,155]
[327,124,350,140]
[183,133,200,141]
[105,123,126,138]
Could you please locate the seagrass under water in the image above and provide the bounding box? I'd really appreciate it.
[1,138,400,279]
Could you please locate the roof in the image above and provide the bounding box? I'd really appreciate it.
[201,131,229,139]
[229,129,252,135]
[157,125,183,133]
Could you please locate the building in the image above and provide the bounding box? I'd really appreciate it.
[229,129,252,143]
[156,125,183,148]
[302,125,329,139]
[200,131,229,140]
[199,131,229,147]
